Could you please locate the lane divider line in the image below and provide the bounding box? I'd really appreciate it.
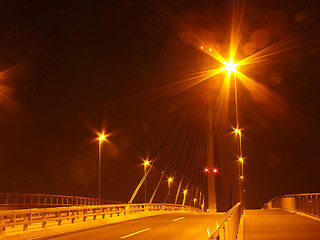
[120,228,151,239]
[172,217,185,222]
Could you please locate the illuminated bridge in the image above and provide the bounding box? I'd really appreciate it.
[1,1,320,240]
[0,192,319,240]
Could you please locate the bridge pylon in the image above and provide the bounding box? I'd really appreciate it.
[207,79,216,213]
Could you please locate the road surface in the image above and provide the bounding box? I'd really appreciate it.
[244,209,320,240]
[48,212,225,240]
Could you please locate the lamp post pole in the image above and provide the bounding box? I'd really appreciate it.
[234,72,244,207]
[143,160,150,203]
[98,135,106,204]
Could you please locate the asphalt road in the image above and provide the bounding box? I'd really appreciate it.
[244,209,320,240]
[49,212,225,240]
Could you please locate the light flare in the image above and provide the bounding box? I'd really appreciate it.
[223,59,238,74]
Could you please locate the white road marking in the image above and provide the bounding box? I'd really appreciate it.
[172,217,185,222]
[120,228,151,239]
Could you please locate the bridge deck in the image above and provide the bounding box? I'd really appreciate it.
[244,209,320,240]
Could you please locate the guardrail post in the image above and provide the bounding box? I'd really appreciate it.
[71,210,75,223]
[57,212,62,225]
[10,215,16,228]
[310,195,314,216]
[93,209,96,220]
[228,217,233,239]
[83,209,87,222]
[0,216,5,235]
[23,214,31,231]
[316,195,319,217]
[42,213,47,228]
[102,208,105,218]
[218,228,225,240]
[224,221,229,240]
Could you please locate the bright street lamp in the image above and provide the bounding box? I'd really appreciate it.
[223,59,238,74]
[193,198,197,207]
[98,133,107,204]
[167,177,173,188]
[182,190,187,206]
[143,159,150,203]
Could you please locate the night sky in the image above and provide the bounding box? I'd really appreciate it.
[0,0,320,211]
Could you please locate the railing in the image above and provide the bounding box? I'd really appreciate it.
[0,193,121,208]
[0,203,201,235]
[263,193,320,218]
[208,202,242,240]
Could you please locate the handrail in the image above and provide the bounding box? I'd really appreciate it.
[0,193,122,207]
[263,193,320,218]
[0,203,202,236]
[208,202,242,240]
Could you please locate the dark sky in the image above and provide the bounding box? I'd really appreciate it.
[0,0,319,210]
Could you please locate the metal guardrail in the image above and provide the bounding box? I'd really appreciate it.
[208,202,242,240]
[263,193,320,218]
[0,203,201,235]
[0,193,121,208]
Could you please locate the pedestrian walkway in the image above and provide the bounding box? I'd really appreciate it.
[244,209,320,240]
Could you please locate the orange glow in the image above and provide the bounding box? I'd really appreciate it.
[98,133,108,142]
[204,168,209,172]
[213,169,218,173]
[234,128,240,134]
[168,177,173,182]
[209,48,212,51]
[239,157,244,162]
[200,46,204,50]
[240,176,244,180]
[143,160,150,166]
[183,190,187,194]
[223,59,238,74]
[193,198,197,202]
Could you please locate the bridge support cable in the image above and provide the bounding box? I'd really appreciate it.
[179,100,206,206]
[173,106,204,205]
[174,178,183,204]
[129,95,188,203]
[129,88,200,203]
[164,102,203,204]
[148,100,196,203]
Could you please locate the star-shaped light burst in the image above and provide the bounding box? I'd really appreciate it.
[223,59,238,75]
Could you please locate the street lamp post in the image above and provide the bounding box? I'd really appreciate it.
[143,160,150,203]
[165,177,173,203]
[182,190,187,206]
[223,59,245,207]
[98,134,106,204]
[168,177,173,188]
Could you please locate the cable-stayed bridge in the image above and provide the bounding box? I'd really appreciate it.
[0,194,319,239]
[1,81,320,239]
